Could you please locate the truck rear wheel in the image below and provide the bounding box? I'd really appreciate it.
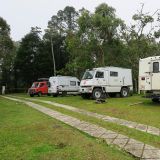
[152,98,159,103]
[30,94,34,97]
[92,88,103,100]
[52,93,58,97]
[120,87,129,97]
[62,91,67,97]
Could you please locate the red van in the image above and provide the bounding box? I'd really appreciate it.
[28,81,49,97]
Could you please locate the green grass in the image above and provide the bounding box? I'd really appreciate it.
[14,94,160,128]
[0,97,134,160]
[27,100,160,149]
[10,94,160,148]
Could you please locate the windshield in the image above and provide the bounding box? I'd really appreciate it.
[31,82,39,88]
[82,71,95,80]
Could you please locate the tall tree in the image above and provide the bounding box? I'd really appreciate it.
[14,27,43,87]
[0,17,15,88]
[119,4,160,91]
[65,3,124,77]
[43,6,78,75]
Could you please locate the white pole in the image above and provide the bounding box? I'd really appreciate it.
[2,86,5,95]
[51,36,56,76]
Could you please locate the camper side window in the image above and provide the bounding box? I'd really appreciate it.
[110,71,118,77]
[153,62,159,73]
[70,81,76,86]
[95,72,104,78]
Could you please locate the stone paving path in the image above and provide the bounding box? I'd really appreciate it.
[18,97,160,137]
[2,96,160,160]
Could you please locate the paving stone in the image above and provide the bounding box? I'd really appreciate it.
[91,113,106,119]
[88,129,105,137]
[76,122,90,130]
[113,138,128,148]
[125,142,144,150]
[70,120,84,127]
[122,121,138,129]
[147,126,160,136]
[136,124,148,132]
[83,124,99,131]
[144,144,159,150]
[127,139,144,145]
[102,116,118,122]
[116,134,129,139]
[142,148,160,159]
[127,149,143,158]
[100,132,118,139]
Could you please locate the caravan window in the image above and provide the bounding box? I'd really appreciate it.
[153,62,159,73]
[95,72,104,78]
[70,81,76,86]
[110,71,118,77]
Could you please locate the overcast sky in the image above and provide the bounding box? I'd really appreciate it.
[0,0,159,41]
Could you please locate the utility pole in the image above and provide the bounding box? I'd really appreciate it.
[50,36,56,76]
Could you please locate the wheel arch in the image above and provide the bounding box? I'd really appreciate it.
[93,86,106,92]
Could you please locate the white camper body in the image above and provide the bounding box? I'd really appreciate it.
[80,67,133,99]
[139,56,160,102]
[48,76,80,96]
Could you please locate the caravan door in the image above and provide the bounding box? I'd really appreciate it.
[151,61,160,90]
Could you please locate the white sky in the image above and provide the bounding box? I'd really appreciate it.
[0,0,159,41]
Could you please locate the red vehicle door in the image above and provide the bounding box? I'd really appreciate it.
[39,82,48,94]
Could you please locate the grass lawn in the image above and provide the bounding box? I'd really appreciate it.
[9,94,160,149]
[26,100,160,149]
[0,97,134,160]
[14,94,160,128]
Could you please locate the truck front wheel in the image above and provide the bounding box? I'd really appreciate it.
[30,94,34,97]
[152,98,159,103]
[92,88,103,100]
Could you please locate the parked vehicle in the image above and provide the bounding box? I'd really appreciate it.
[80,67,133,99]
[139,56,160,102]
[48,76,80,96]
[28,79,49,97]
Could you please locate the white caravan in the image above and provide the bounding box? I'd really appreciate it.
[139,56,160,102]
[48,76,80,96]
[80,67,133,99]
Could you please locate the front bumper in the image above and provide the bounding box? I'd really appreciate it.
[80,86,93,93]
[28,89,37,95]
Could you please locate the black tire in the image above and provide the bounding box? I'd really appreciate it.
[92,88,103,100]
[62,91,67,97]
[53,93,58,97]
[81,94,90,99]
[152,98,159,103]
[30,94,34,97]
[120,87,129,97]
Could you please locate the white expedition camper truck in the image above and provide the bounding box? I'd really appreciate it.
[139,56,160,102]
[80,67,133,99]
[48,76,80,96]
